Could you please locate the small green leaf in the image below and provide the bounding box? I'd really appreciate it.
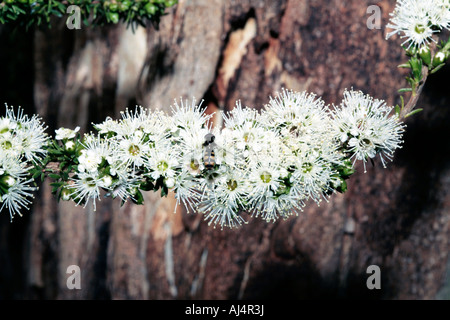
[50,182,62,188]
[131,190,144,205]
[409,56,423,81]
[59,162,66,170]
[430,63,446,74]
[61,171,69,181]
[160,186,168,197]
[140,179,155,192]
[49,173,60,180]
[341,166,355,177]
[337,179,347,193]
[404,108,423,118]
[397,63,411,69]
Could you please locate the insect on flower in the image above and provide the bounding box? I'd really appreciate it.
[203,132,217,171]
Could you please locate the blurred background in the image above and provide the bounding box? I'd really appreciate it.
[0,0,449,300]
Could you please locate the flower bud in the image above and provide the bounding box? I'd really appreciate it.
[101,175,113,188]
[418,45,431,66]
[60,187,72,201]
[65,140,75,152]
[0,175,16,188]
[164,177,175,189]
[432,51,449,68]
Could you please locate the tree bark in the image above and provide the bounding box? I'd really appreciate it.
[0,0,449,300]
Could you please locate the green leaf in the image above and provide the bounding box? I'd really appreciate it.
[341,166,355,177]
[49,173,60,180]
[160,186,168,197]
[131,190,145,205]
[337,180,347,193]
[140,179,155,192]
[32,170,42,180]
[430,63,446,74]
[409,56,423,81]
[404,108,423,118]
[397,63,411,69]
[398,88,412,93]
[50,182,62,188]
[61,171,69,181]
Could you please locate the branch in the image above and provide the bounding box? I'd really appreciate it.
[400,64,429,119]
[399,39,443,120]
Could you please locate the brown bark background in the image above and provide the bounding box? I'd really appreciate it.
[0,0,449,300]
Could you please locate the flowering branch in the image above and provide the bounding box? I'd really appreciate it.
[387,0,450,119]
[0,89,406,229]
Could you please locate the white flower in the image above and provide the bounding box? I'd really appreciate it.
[55,126,80,140]
[175,126,208,175]
[263,89,327,132]
[0,153,37,221]
[386,0,449,49]
[69,172,104,211]
[116,131,151,169]
[331,89,405,172]
[147,149,179,180]
[247,161,282,210]
[427,0,450,29]
[0,117,17,134]
[170,98,212,132]
[0,131,23,157]
[199,171,249,229]
[172,171,201,214]
[290,151,337,205]
[78,149,102,173]
[114,106,166,137]
[93,116,120,135]
[221,101,260,129]
[106,167,141,203]
[2,105,48,163]
[77,134,112,173]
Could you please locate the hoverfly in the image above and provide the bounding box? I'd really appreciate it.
[202,132,239,174]
[203,132,216,170]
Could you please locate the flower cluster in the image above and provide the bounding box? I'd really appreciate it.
[0,89,405,228]
[36,89,402,230]
[0,105,48,221]
[331,89,406,172]
[386,0,450,49]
